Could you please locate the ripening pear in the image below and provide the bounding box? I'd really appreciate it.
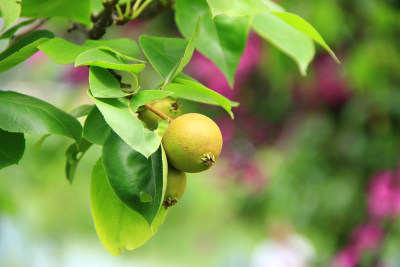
[162,113,223,173]
[163,165,187,208]
[138,97,183,128]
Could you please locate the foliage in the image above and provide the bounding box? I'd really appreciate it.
[0,0,336,256]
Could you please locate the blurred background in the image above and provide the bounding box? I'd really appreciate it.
[1,0,400,266]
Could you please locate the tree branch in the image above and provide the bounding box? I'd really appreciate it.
[67,22,90,36]
[69,0,172,38]
[88,0,119,40]
[12,18,48,43]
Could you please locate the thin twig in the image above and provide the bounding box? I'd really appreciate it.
[125,0,132,17]
[12,18,48,43]
[131,0,153,19]
[145,103,173,122]
[132,0,142,12]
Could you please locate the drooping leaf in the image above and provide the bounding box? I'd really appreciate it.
[89,66,133,98]
[173,17,202,80]
[206,0,233,17]
[0,0,21,31]
[139,35,188,79]
[91,158,168,256]
[0,91,82,144]
[167,77,238,118]
[34,104,92,151]
[70,104,94,118]
[75,48,145,73]
[252,12,315,75]
[84,39,142,62]
[0,30,54,73]
[38,38,144,64]
[224,0,284,17]
[0,129,24,170]
[20,0,91,25]
[175,0,250,86]
[37,38,88,64]
[83,106,111,145]
[90,90,173,157]
[262,0,285,12]
[65,139,92,183]
[271,12,340,63]
[206,0,285,17]
[0,19,35,39]
[102,133,167,224]
[139,18,201,83]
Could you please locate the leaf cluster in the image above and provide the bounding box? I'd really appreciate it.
[0,0,337,255]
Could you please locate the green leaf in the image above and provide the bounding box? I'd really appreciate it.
[34,103,90,150]
[84,39,143,62]
[83,106,111,145]
[38,38,144,65]
[173,17,202,80]
[91,158,167,256]
[103,133,167,224]
[139,35,188,80]
[0,91,82,144]
[0,0,21,31]
[259,0,285,12]
[224,0,284,17]
[0,19,35,39]
[37,38,88,64]
[175,0,250,86]
[65,139,92,183]
[271,12,340,63]
[90,90,173,157]
[20,0,91,25]
[206,0,233,17]
[89,66,133,98]
[0,30,54,73]
[75,49,145,73]
[206,0,285,17]
[139,18,200,84]
[252,12,315,75]
[168,78,238,118]
[70,104,94,118]
[0,129,24,170]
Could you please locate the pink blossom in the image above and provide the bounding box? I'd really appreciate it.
[392,166,400,214]
[367,170,400,219]
[331,246,359,267]
[293,54,352,108]
[350,222,383,252]
[332,222,383,267]
[313,54,352,106]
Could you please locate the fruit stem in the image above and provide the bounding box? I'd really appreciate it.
[144,103,173,122]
